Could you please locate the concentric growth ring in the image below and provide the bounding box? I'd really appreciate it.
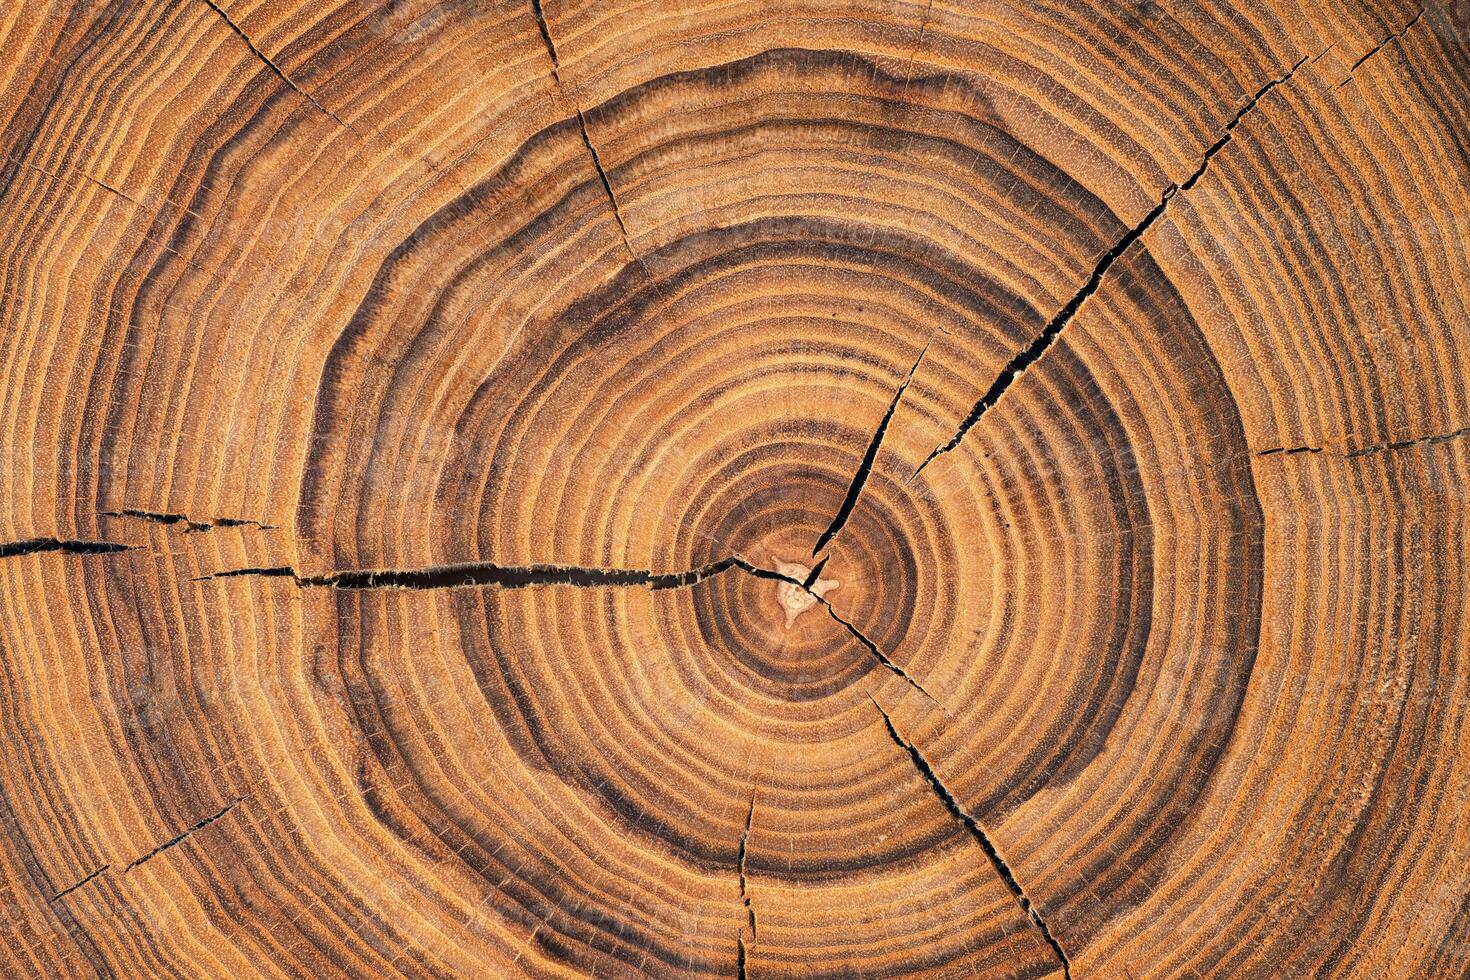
[1,3,1464,979]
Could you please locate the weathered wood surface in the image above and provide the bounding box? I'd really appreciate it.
[1,1,1468,977]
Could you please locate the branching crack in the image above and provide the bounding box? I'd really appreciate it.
[124,797,245,872]
[812,344,929,556]
[1337,8,1424,89]
[197,0,352,131]
[912,53,1312,478]
[0,539,133,560]
[869,697,1071,978]
[195,557,741,590]
[104,508,276,533]
[49,865,109,903]
[1347,422,1470,458]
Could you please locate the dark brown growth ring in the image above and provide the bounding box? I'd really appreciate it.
[1,2,1467,978]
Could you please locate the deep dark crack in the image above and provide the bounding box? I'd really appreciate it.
[812,344,929,556]
[1337,8,1424,89]
[125,797,245,872]
[913,52,1312,478]
[196,557,741,590]
[0,538,133,560]
[104,508,276,533]
[1257,445,1323,457]
[870,697,1071,978]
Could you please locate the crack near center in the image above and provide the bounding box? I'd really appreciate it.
[195,557,741,591]
[812,343,929,557]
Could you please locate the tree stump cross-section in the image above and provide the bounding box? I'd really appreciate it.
[1,1,1468,977]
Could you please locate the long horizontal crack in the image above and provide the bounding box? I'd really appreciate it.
[1337,7,1424,89]
[196,557,742,590]
[870,697,1071,978]
[1256,445,1323,457]
[812,344,929,557]
[0,538,133,560]
[124,797,245,872]
[205,554,944,708]
[49,865,109,903]
[197,0,352,131]
[913,52,1311,479]
[103,508,276,533]
[1347,422,1470,458]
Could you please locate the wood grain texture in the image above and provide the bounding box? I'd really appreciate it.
[1,0,1468,977]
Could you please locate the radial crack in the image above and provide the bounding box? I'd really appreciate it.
[529,0,561,77]
[737,794,757,942]
[125,797,245,872]
[104,508,276,533]
[1347,422,1470,458]
[196,557,741,591]
[730,558,943,706]
[812,344,929,556]
[825,598,945,709]
[1337,8,1424,89]
[801,555,831,590]
[0,539,133,560]
[869,697,1071,978]
[196,0,352,131]
[50,865,109,903]
[82,174,138,206]
[1256,445,1323,457]
[528,0,648,276]
[913,52,1312,478]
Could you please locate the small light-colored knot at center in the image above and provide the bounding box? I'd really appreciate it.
[771,557,840,629]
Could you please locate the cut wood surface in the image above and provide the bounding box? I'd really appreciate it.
[1,1,1468,977]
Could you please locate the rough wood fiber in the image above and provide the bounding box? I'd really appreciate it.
[1,1,1468,977]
